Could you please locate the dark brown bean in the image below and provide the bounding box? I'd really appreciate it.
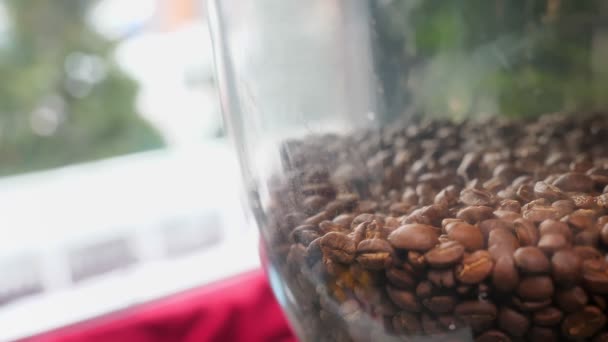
[385,268,415,289]
[415,281,433,298]
[517,276,554,301]
[498,306,530,337]
[539,219,573,242]
[456,250,493,284]
[511,296,552,312]
[407,250,427,270]
[574,245,603,261]
[561,306,607,339]
[456,205,495,224]
[553,172,594,192]
[492,255,519,293]
[319,232,355,264]
[514,247,550,274]
[446,222,484,252]
[392,311,422,335]
[538,233,569,254]
[526,326,559,342]
[424,241,465,268]
[601,223,608,245]
[356,239,394,269]
[386,286,421,312]
[422,295,456,314]
[388,224,439,252]
[534,181,564,201]
[583,259,608,294]
[460,188,496,206]
[476,330,511,342]
[454,301,497,330]
[514,218,539,246]
[332,213,355,228]
[533,306,563,326]
[551,249,582,287]
[488,228,519,251]
[556,286,588,313]
[523,205,562,222]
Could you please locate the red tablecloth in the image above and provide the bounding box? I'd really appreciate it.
[24,269,296,342]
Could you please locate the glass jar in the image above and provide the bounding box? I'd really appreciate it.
[208,1,608,341]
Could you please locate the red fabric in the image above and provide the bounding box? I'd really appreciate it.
[24,269,296,342]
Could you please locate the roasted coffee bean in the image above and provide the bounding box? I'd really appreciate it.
[556,286,588,313]
[392,311,422,335]
[420,313,444,335]
[517,276,554,301]
[476,330,511,342]
[523,204,562,222]
[454,301,497,331]
[538,233,569,254]
[493,210,522,221]
[512,296,552,312]
[424,241,465,268]
[386,286,421,312]
[562,306,607,339]
[385,268,415,289]
[513,218,539,246]
[498,306,530,337]
[540,219,573,242]
[533,306,563,326]
[527,326,559,342]
[593,332,608,342]
[566,209,597,230]
[601,223,608,245]
[498,199,522,212]
[574,245,603,260]
[571,192,596,209]
[456,205,495,224]
[422,295,456,313]
[534,181,564,201]
[356,239,394,269]
[514,246,550,274]
[583,258,608,294]
[575,230,599,247]
[488,228,519,251]
[319,232,356,264]
[552,199,576,217]
[407,251,427,270]
[445,222,484,252]
[553,172,595,193]
[416,281,433,298]
[428,269,455,288]
[304,211,330,225]
[493,255,519,293]
[551,249,582,287]
[331,213,355,229]
[291,224,321,246]
[598,194,608,208]
[435,185,460,207]
[478,219,513,242]
[388,224,440,252]
[460,188,496,206]
[516,184,535,202]
[456,250,493,284]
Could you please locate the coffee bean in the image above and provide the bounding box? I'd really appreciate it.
[598,193,608,208]
[332,213,356,228]
[493,210,522,221]
[534,181,564,201]
[320,232,356,264]
[533,306,563,326]
[593,332,608,342]
[517,276,554,301]
[392,311,422,335]
[456,205,495,224]
[305,211,330,225]
[540,219,573,241]
[356,239,394,269]
[551,249,582,287]
[512,296,552,312]
[556,286,588,313]
[407,251,427,270]
[517,184,535,202]
[571,192,596,209]
[388,224,440,252]
[575,230,599,247]
[446,222,484,252]
[538,233,569,254]
[488,228,519,251]
[386,286,421,312]
[498,306,530,337]
[291,224,321,246]
[574,245,603,261]
[527,326,559,341]
[386,268,415,289]
[454,301,497,331]
[514,247,550,274]
[415,281,433,298]
[583,258,608,294]
[601,223,608,245]
[475,330,511,342]
[456,250,493,284]
[498,199,522,212]
[523,205,562,222]
[420,312,443,335]
[479,219,513,243]
[422,295,456,313]
[566,209,597,230]
[493,255,519,293]
[424,241,465,268]
[562,306,606,339]
[460,188,496,206]
[553,172,594,193]
[428,269,455,288]
[514,218,539,246]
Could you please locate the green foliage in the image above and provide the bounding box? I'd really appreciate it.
[0,0,163,175]
[371,0,608,120]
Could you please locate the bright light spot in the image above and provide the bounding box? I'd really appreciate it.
[29,96,66,136]
[88,0,156,40]
[64,52,107,84]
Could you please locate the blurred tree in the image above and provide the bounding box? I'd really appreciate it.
[0,0,163,175]
[371,0,608,120]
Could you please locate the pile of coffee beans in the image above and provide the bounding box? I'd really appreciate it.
[263,113,608,341]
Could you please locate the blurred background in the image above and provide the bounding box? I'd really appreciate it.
[0,0,260,340]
